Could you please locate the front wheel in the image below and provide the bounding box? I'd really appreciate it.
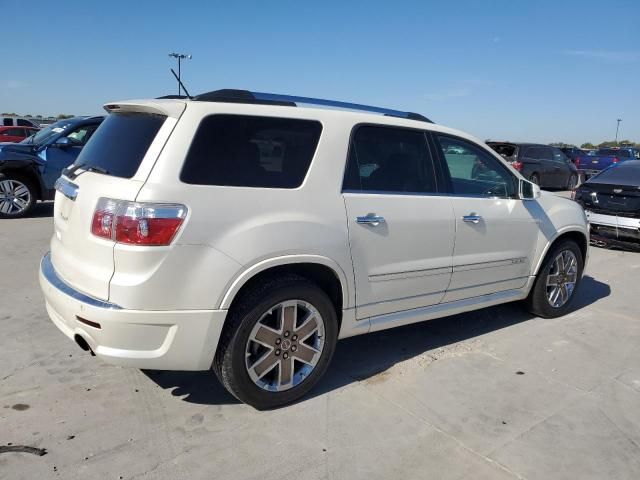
[0,175,36,219]
[525,239,583,318]
[214,275,338,409]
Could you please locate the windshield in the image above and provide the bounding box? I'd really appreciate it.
[597,148,631,158]
[20,120,74,145]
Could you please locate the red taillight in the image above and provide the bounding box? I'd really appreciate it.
[575,157,580,167]
[91,198,187,246]
[511,161,523,171]
[612,157,619,163]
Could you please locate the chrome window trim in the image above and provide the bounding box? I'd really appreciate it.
[40,252,122,310]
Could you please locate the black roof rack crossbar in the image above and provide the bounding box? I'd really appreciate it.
[192,89,433,123]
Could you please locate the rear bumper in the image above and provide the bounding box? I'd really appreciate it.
[585,211,640,246]
[39,252,227,371]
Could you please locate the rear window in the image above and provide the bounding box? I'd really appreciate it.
[591,162,640,183]
[180,115,322,188]
[74,112,166,178]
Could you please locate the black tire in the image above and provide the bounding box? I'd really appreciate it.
[566,174,578,190]
[0,174,37,219]
[214,274,338,409]
[525,239,584,318]
[529,173,540,186]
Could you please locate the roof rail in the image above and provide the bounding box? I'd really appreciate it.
[192,89,433,123]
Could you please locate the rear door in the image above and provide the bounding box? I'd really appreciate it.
[431,133,540,302]
[51,109,178,300]
[550,148,572,187]
[343,125,455,319]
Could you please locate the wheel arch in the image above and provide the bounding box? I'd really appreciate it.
[533,229,588,277]
[219,255,351,319]
[0,164,44,199]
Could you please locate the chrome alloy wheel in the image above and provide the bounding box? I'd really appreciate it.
[0,179,31,215]
[245,300,325,392]
[546,250,578,308]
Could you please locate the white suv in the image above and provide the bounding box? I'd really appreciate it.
[40,90,589,408]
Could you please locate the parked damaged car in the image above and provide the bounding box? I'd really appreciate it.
[0,116,103,218]
[574,160,640,249]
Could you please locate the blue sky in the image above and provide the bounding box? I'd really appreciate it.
[2,0,639,145]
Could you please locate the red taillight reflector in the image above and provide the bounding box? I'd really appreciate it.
[76,316,102,329]
[612,157,619,163]
[91,198,187,246]
[575,157,580,167]
[511,161,523,171]
[115,216,185,245]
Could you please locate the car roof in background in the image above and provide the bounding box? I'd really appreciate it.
[586,160,640,185]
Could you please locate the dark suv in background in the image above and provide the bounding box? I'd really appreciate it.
[487,142,579,189]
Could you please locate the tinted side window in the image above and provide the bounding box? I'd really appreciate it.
[436,135,517,198]
[3,118,12,126]
[181,115,322,188]
[551,148,568,163]
[540,148,553,160]
[343,126,436,193]
[17,119,32,127]
[523,147,540,159]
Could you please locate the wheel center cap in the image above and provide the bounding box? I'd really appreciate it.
[281,339,292,351]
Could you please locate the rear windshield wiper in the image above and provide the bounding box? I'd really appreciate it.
[63,163,109,180]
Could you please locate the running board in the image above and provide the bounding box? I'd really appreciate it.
[367,288,527,333]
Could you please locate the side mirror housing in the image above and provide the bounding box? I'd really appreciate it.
[52,137,72,149]
[519,179,541,200]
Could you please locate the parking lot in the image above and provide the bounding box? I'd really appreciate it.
[1,199,640,480]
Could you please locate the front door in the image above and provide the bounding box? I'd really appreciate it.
[41,125,97,188]
[343,125,455,319]
[432,133,540,302]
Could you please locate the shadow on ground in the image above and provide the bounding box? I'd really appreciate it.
[144,275,609,407]
[26,201,54,218]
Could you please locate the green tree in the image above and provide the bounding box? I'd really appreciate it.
[580,142,596,149]
[56,114,74,119]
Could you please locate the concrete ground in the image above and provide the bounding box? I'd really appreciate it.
[1,200,640,480]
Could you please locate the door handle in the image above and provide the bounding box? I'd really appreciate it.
[356,214,386,226]
[462,215,482,224]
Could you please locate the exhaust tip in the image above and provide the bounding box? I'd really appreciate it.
[74,334,95,356]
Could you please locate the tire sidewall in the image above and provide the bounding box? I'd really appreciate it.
[223,281,338,409]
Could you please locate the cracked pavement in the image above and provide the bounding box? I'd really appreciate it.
[1,202,640,480]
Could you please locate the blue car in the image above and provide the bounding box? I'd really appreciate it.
[0,116,104,218]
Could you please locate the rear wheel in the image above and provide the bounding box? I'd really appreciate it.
[214,275,338,409]
[529,173,540,186]
[525,239,583,318]
[0,175,36,219]
[566,174,578,190]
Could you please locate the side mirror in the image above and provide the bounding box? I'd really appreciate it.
[52,137,72,149]
[519,179,541,200]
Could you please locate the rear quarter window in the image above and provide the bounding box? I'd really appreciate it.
[74,113,166,179]
[180,115,322,188]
